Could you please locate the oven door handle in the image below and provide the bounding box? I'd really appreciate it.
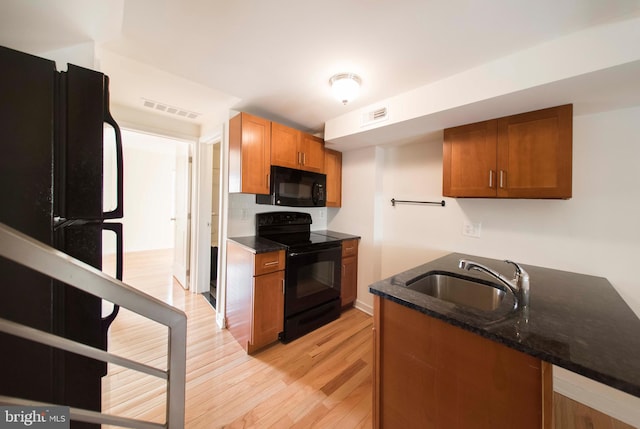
[289,245,341,257]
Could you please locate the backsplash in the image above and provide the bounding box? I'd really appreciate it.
[228,193,328,237]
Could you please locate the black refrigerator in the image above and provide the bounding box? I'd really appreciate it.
[0,45,124,427]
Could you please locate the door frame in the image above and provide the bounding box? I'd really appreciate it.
[192,123,227,329]
[172,141,192,289]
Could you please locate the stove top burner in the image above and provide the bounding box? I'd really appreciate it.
[262,231,341,249]
[256,211,342,251]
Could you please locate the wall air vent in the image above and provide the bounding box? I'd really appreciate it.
[361,106,389,127]
[141,98,201,120]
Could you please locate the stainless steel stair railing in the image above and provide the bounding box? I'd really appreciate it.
[0,222,187,429]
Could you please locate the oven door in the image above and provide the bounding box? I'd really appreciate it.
[285,244,341,317]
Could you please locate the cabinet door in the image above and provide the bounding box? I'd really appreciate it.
[341,239,358,307]
[497,104,572,198]
[251,270,284,352]
[271,122,301,170]
[229,112,271,195]
[341,256,357,307]
[443,120,497,197]
[300,133,325,173]
[225,240,254,352]
[324,148,342,207]
[373,296,551,429]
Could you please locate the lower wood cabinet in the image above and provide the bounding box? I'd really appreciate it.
[341,239,358,308]
[226,241,285,354]
[373,295,552,429]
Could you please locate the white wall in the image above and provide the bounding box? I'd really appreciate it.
[327,146,384,315]
[104,129,183,254]
[111,103,201,142]
[328,104,640,425]
[227,193,328,237]
[376,106,640,314]
[40,42,97,70]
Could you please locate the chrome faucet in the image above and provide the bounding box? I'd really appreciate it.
[458,259,530,309]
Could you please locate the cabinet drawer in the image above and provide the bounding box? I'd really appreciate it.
[255,250,285,276]
[341,239,358,258]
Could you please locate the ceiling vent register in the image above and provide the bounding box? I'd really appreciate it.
[361,106,389,127]
[142,98,201,120]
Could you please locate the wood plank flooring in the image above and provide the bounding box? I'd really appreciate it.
[102,249,372,428]
[102,249,636,428]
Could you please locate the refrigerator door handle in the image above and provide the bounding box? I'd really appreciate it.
[102,303,120,330]
[102,75,124,220]
[101,222,122,329]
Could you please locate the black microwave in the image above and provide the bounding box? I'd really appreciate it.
[256,166,326,207]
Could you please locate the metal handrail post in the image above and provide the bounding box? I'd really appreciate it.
[168,318,187,427]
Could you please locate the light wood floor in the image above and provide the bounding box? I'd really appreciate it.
[102,249,636,429]
[102,249,372,428]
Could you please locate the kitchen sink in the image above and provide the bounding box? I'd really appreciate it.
[404,272,507,312]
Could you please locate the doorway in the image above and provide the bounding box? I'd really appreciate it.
[191,126,225,326]
[103,128,193,290]
[208,143,221,308]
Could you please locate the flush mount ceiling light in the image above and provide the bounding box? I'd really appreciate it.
[330,73,362,105]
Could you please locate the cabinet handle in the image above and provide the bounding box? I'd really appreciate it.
[266,173,270,188]
[302,152,306,166]
[297,152,302,165]
[345,247,354,251]
[499,170,506,188]
[282,279,285,295]
[489,170,494,188]
[263,261,279,267]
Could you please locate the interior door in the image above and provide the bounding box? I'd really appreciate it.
[172,142,191,289]
[211,143,220,248]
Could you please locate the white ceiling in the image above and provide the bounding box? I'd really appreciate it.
[2,0,640,138]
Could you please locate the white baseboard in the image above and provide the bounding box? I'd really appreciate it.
[216,312,226,329]
[354,299,373,316]
[553,366,640,427]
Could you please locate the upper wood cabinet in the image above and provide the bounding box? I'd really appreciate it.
[271,122,325,173]
[229,112,271,195]
[443,104,572,199]
[300,133,325,173]
[443,119,498,198]
[324,148,342,207]
[270,122,300,170]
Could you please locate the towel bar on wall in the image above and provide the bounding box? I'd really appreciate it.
[390,198,446,207]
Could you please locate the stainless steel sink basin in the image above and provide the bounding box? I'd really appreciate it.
[405,272,506,312]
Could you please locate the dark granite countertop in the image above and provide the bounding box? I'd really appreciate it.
[369,252,640,398]
[313,230,361,241]
[227,236,285,254]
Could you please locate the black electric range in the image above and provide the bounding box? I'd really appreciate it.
[256,212,342,342]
